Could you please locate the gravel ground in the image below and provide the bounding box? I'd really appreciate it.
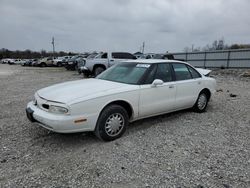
[0,64,249,188]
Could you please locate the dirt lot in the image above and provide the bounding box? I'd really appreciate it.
[0,64,249,187]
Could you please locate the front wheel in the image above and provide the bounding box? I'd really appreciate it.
[95,105,129,141]
[193,92,208,113]
[93,66,105,77]
[40,63,46,67]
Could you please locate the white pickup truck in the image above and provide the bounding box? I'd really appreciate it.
[82,52,136,77]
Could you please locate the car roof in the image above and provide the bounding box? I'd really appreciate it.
[125,59,186,64]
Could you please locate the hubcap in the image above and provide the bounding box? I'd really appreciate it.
[197,93,207,110]
[105,113,124,137]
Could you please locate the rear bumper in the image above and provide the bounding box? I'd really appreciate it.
[26,102,94,133]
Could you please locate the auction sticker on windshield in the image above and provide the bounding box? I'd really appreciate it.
[136,64,150,68]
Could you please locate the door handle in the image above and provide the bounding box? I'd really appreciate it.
[110,59,114,62]
[169,85,174,88]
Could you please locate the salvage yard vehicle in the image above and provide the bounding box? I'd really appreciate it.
[64,55,87,70]
[21,59,34,66]
[82,52,136,77]
[77,52,101,75]
[52,57,65,67]
[36,57,54,67]
[7,59,17,65]
[26,60,216,141]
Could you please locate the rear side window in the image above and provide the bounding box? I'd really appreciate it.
[187,65,201,78]
[112,53,135,59]
[172,63,192,81]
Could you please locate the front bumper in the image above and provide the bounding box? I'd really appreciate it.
[82,66,91,75]
[26,102,94,133]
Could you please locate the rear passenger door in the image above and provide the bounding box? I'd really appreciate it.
[172,63,203,110]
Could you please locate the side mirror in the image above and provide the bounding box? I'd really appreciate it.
[151,79,164,87]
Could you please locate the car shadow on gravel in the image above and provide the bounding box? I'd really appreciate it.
[28,126,99,148]
[28,107,207,147]
[128,109,193,133]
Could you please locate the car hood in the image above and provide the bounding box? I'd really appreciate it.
[37,78,129,104]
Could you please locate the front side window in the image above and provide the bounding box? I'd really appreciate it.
[143,63,173,84]
[154,63,173,82]
[172,63,192,81]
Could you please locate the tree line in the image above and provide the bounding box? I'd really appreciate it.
[0,48,78,59]
[184,38,250,52]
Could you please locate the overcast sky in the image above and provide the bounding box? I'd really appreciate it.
[0,0,249,53]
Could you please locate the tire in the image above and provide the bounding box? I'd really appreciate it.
[83,73,89,78]
[93,66,105,77]
[40,62,46,67]
[57,62,62,67]
[77,68,82,75]
[95,105,129,141]
[193,92,208,113]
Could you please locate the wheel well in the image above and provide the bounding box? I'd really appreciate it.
[103,100,133,119]
[200,88,211,101]
[93,64,106,71]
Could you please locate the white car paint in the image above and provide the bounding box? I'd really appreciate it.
[26,60,216,133]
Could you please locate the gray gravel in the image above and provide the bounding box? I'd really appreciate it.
[0,64,249,188]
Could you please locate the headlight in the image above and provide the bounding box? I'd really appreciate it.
[49,105,69,114]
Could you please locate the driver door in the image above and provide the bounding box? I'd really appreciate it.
[139,63,177,118]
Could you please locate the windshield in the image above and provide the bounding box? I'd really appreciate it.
[87,53,98,59]
[97,62,151,84]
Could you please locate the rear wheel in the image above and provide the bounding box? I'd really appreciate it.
[95,105,129,141]
[57,62,62,67]
[193,92,208,113]
[93,66,105,77]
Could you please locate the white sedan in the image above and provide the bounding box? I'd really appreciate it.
[26,60,216,141]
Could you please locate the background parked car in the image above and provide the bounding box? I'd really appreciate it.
[77,52,101,75]
[21,59,34,66]
[53,56,68,67]
[36,57,54,67]
[0,58,11,64]
[31,59,39,66]
[64,54,87,70]
[7,59,17,65]
[83,52,137,77]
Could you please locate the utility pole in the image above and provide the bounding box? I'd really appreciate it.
[51,37,55,58]
[142,41,145,54]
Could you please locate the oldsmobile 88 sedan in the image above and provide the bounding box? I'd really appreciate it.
[26,60,216,141]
